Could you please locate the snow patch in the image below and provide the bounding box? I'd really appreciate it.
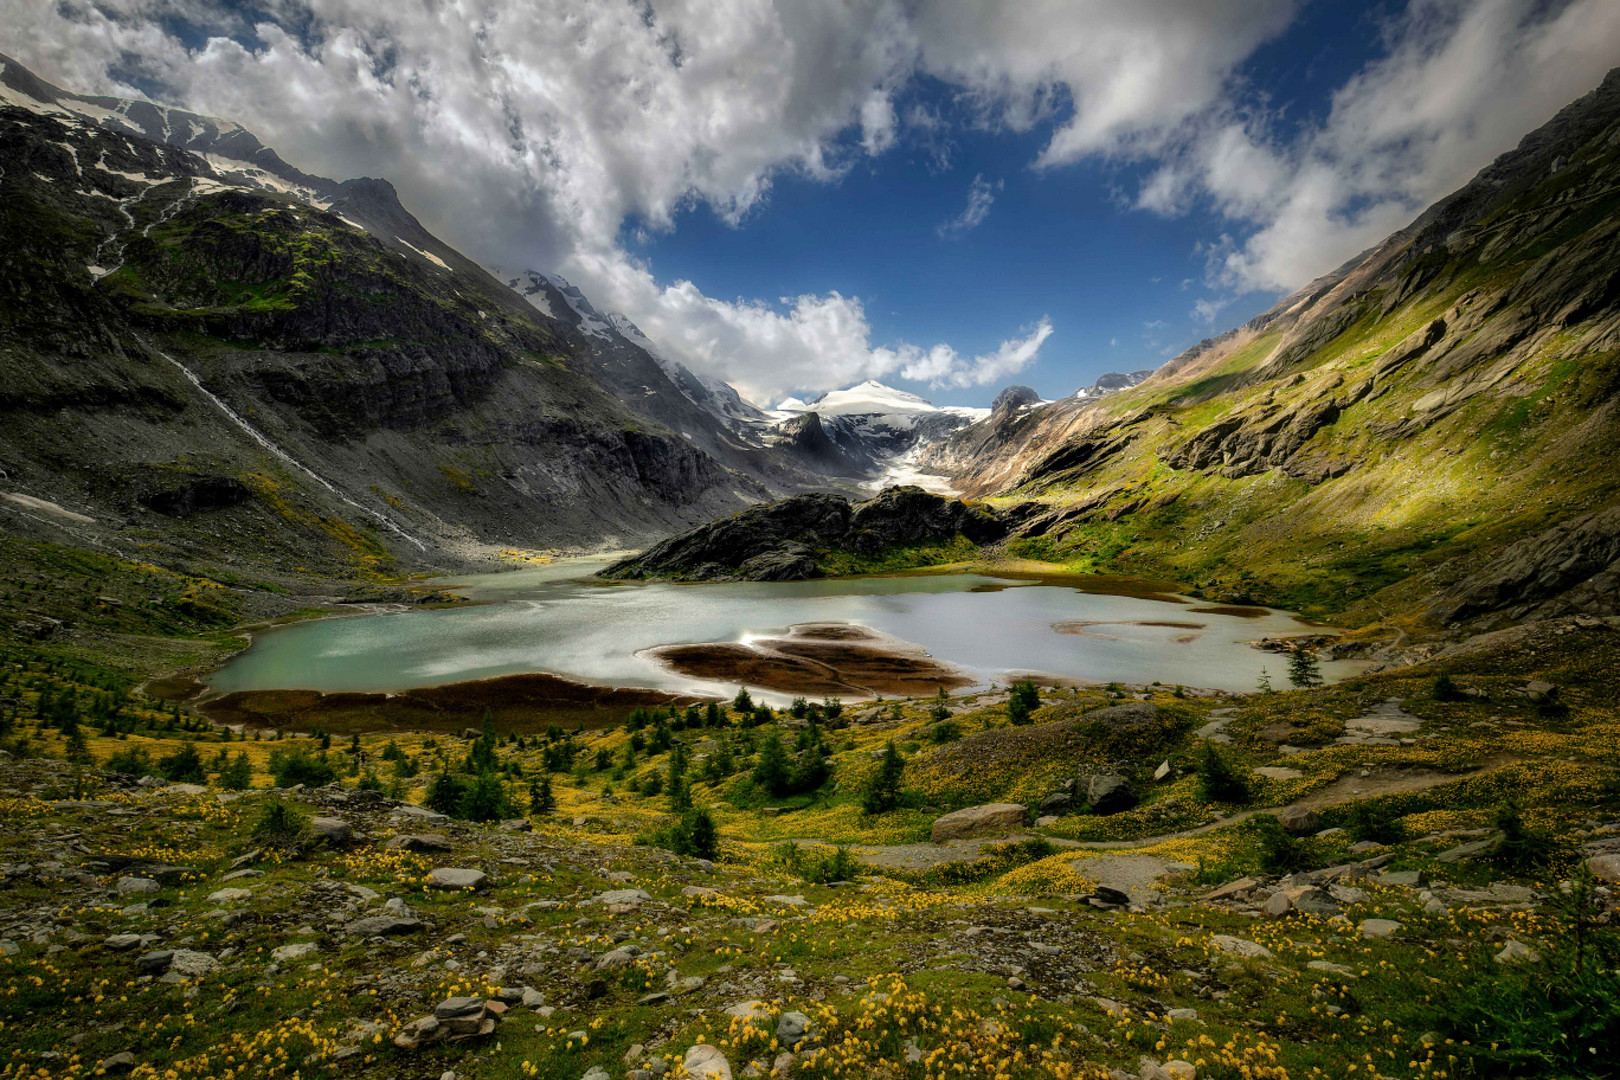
[395,237,450,270]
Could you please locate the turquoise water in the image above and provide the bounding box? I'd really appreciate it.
[210,559,1353,698]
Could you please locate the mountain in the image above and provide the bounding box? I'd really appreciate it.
[921,66,1620,629]
[769,380,988,490]
[1073,368,1155,399]
[0,54,809,579]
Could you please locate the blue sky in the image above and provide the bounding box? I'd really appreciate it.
[9,0,1620,405]
[628,4,1407,404]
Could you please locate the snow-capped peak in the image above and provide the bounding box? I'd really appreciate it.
[777,380,939,417]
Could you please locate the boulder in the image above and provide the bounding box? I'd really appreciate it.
[428,868,489,891]
[1037,792,1074,818]
[593,888,653,907]
[344,916,423,937]
[386,834,452,853]
[271,942,320,962]
[683,1044,733,1080]
[116,876,160,896]
[1209,935,1273,960]
[1359,919,1403,939]
[1586,853,1620,884]
[1084,775,1137,815]
[310,817,353,844]
[931,803,1029,842]
[1277,805,1320,834]
[775,1011,812,1045]
[1201,877,1259,902]
[1261,891,1293,919]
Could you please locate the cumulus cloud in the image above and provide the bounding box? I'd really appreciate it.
[936,173,1001,237]
[1160,0,1620,291]
[5,0,1617,399]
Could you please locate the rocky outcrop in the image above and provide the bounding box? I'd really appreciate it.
[1429,503,1620,624]
[600,486,1007,581]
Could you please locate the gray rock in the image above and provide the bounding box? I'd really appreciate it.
[116,876,160,896]
[1359,919,1403,939]
[310,817,353,844]
[344,916,423,936]
[271,942,320,962]
[207,887,252,903]
[1585,853,1620,883]
[1277,805,1321,834]
[775,1011,811,1044]
[1085,775,1136,815]
[1209,935,1273,959]
[98,1053,136,1075]
[1038,792,1074,818]
[1494,940,1540,964]
[930,803,1029,842]
[386,833,452,852]
[1262,891,1293,919]
[428,868,489,891]
[1436,837,1498,863]
[683,1044,733,1080]
[594,888,653,906]
[104,934,143,952]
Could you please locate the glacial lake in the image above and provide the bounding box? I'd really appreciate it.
[209,558,1358,699]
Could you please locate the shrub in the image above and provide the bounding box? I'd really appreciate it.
[158,741,206,784]
[251,797,312,854]
[1007,680,1040,725]
[104,745,155,778]
[1345,799,1405,845]
[216,752,253,791]
[927,719,962,743]
[1249,815,1312,874]
[1493,796,1556,870]
[459,771,512,822]
[862,741,906,814]
[424,768,469,815]
[1196,741,1250,804]
[639,807,720,860]
[1430,672,1461,701]
[268,746,337,788]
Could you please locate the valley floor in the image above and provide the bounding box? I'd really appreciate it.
[1,594,1618,1080]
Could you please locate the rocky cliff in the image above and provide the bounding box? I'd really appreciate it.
[599,486,1007,581]
[0,57,821,581]
[920,67,1620,629]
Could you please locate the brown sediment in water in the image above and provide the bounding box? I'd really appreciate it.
[198,673,709,736]
[645,623,973,698]
[1051,619,1208,637]
[1187,605,1272,618]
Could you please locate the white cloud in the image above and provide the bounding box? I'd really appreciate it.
[1191,297,1231,324]
[884,318,1054,389]
[6,0,1617,398]
[936,173,1001,237]
[1171,0,1620,291]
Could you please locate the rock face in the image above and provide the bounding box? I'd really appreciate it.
[931,803,1030,843]
[600,486,1007,582]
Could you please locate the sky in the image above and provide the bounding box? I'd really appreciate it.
[5,1,1620,406]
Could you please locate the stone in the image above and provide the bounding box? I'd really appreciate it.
[386,833,453,853]
[1524,680,1558,702]
[1200,877,1259,902]
[1153,760,1172,782]
[428,868,489,891]
[136,950,175,974]
[1165,1008,1199,1021]
[1261,891,1293,919]
[594,888,653,906]
[1435,838,1497,863]
[763,894,809,907]
[116,876,160,896]
[724,1000,772,1028]
[930,803,1029,842]
[1376,870,1426,887]
[1038,792,1074,817]
[775,1011,811,1044]
[271,942,320,962]
[681,886,721,901]
[1494,940,1540,964]
[98,1053,136,1075]
[1307,960,1356,976]
[310,817,353,844]
[596,948,636,970]
[104,934,143,952]
[499,818,532,832]
[344,916,423,936]
[1209,935,1274,960]
[683,1045,733,1080]
[435,996,484,1019]
[1359,919,1403,939]
[207,888,252,903]
[1085,774,1137,815]
[393,804,452,823]
[582,1069,611,1080]
[1276,805,1321,834]
[1586,853,1620,884]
